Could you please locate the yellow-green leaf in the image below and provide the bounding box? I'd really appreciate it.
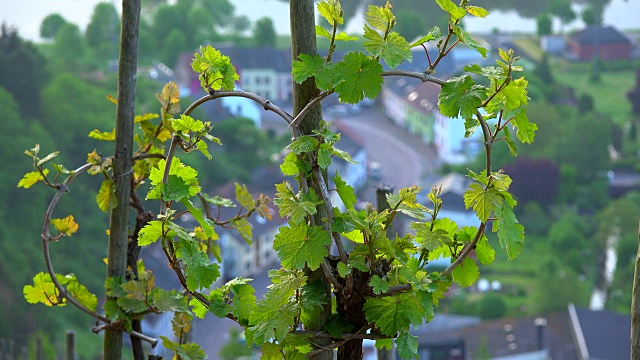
[51,215,79,236]
[96,179,118,212]
[18,169,48,189]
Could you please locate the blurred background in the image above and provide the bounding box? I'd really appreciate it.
[0,0,638,359]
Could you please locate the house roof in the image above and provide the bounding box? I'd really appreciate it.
[569,26,631,45]
[463,311,578,359]
[568,303,630,359]
[412,313,481,345]
[215,45,292,73]
[384,77,440,116]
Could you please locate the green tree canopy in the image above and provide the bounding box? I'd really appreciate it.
[253,17,276,48]
[85,2,121,60]
[39,13,67,40]
[0,24,48,119]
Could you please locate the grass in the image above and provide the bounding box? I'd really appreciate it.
[553,60,635,125]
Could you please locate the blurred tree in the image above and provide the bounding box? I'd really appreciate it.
[50,23,87,71]
[85,2,121,60]
[161,28,189,67]
[394,10,427,43]
[536,14,552,36]
[530,259,589,313]
[218,327,254,360]
[0,24,48,119]
[548,0,576,32]
[628,70,640,116]
[548,209,594,274]
[253,17,276,47]
[581,1,605,26]
[39,13,67,40]
[477,293,507,320]
[533,53,554,84]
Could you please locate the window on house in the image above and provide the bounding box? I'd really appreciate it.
[264,76,270,84]
[255,76,261,84]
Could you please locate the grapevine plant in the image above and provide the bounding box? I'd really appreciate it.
[20,0,535,359]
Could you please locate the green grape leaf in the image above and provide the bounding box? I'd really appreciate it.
[173,115,204,133]
[315,25,332,39]
[512,109,537,144]
[203,194,236,208]
[24,272,63,306]
[363,25,412,69]
[335,32,358,41]
[274,223,331,271]
[491,172,513,191]
[280,152,300,176]
[191,45,239,91]
[66,278,98,311]
[412,222,451,250]
[318,0,344,25]
[323,313,354,338]
[231,283,257,325]
[369,275,390,295]
[209,291,233,318]
[231,217,253,244]
[18,169,48,189]
[235,183,255,211]
[289,135,318,154]
[261,342,283,360]
[156,82,181,114]
[337,262,351,278]
[363,293,423,336]
[333,171,356,210]
[334,52,383,104]
[88,129,116,141]
[490,77,529,112]
[331,146,358,164]
[438,75,486,120]
[180,239,220,291]
[147,158,200,200]
[163,175,190,202]
[153,289,188,312]
[195,139,212,160]
[318,145,332,169]
[502,125,518,156]
[96,179,118,212]
[376,338,393,350]
[248,296,298,345]
[292,54,325,84]
[452,257,479,287]
[409,26,442,47]
[189,298,209,319]
[138,220,164,246]
[51,215,79,236]
[466,5,489,17]
[274,182,318,224]
[300,280,329,329]
[463,183,503,222]
[464,64,507,82]
[174,342,207,360]
[494,201,525,260]
[396,332,419,360]
[281,333,313,355]
[475,235,495,265]
[365,3,394,31]
[181,199,216,239]
[435,0,467,20]
[452,25,487,58]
